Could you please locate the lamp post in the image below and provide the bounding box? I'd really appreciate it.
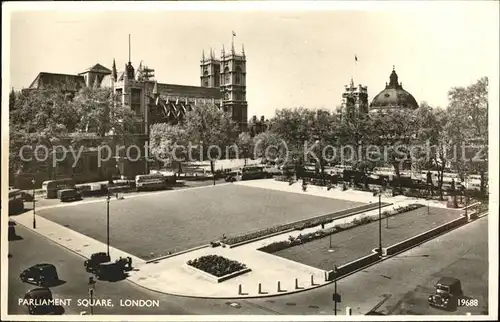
[333,265,338,316]
[378,192,382,256]
[106,192,111,257]
[88,276,96,315]
[373,189,382,256]
[32,178,36,229]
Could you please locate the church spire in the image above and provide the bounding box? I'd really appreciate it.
[241,44,245,57]
[112,58,117,81]
[202,49,205,62]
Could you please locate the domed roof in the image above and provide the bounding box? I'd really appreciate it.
[370,67,418,110]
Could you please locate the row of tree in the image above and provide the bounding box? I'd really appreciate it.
[9,76,488,200]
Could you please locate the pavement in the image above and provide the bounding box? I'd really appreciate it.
[11,179,467,299]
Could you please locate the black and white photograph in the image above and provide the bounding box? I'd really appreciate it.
[1,1,498,320]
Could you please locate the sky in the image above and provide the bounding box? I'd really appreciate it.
[5,1,499,119]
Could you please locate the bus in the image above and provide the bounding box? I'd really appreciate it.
[241,165,267,180]
[135,174,167,191]
[41,178,76,199]
[9,189,25,215]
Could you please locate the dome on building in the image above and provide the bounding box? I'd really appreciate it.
[370,67,418,111]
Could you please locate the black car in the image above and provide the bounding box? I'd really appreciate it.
[20,264,59,286]
[95,261,126,281]
[84,252,111,273]
[24,287,54,315]
[428,277,463,311]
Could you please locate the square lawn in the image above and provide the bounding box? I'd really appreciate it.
[38,184,364,260]
[272,207,463,270]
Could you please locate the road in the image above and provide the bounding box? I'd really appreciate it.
[7,225,275,316]
[8,215,489,316]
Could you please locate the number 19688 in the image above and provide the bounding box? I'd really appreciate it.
[458,298,479,307]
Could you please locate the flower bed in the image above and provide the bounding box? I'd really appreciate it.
[187,255,247,278]
[224,203,383,245]
[260,203,425,253]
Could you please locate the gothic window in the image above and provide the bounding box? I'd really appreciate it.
[224,67,230,84]
[235,67,242,84]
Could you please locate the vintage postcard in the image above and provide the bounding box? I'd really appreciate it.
[1,1,498,321]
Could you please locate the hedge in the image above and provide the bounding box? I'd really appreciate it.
[259,203,425,253]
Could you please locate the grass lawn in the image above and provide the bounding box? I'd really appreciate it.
[38,183,364,260]
[272,207,463,270]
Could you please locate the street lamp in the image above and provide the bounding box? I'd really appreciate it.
[32,178,36,229]
[373,189,382,256]
[106,192,111,257]
[88,276,96,315]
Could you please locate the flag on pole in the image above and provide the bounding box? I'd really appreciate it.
[232,30,236,37]
[355,55,358,62]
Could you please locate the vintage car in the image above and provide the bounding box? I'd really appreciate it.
[84,252,111,273]
[57,188,82,202]
[94,261,126,281]
[428,277,463,311]
[20,264,59,286]
[24,287,54,315]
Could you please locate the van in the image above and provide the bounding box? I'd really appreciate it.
[57,189,81,202]
[41,178,76,198]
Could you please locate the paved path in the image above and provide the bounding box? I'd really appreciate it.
[237,179,451,208]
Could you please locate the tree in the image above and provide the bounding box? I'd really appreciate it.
[253,131,287,164]
[182,104,239,183]
[9,88,79,178]
[236,132,254,166]
[415,104,451,200]
[447,77,488,192]
[447,77,488,141]
[370,109,419,194]
[338,111,374,169]
[149,123,188,173]
[9,88,17,111]
[268,107,317,167]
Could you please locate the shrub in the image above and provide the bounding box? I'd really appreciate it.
[187,255,247,277]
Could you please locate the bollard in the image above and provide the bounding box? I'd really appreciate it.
[311,274,315,285]
[258,283,262,294]
[295,278,299,289]
[277,281,281,292]
[238,284,242,295]
[346,307,352,316]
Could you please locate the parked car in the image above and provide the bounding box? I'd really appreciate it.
[23,287,55,315]
[94,261,126,281]
[225,170,242,182]
[428,277,463,311]
[20,264,59,286]
[84,252,111,273]
[57,188,81,202]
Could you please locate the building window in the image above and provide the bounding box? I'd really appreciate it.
[224,67,230,84]
[235,67,242,84]
[131,88,142,115]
